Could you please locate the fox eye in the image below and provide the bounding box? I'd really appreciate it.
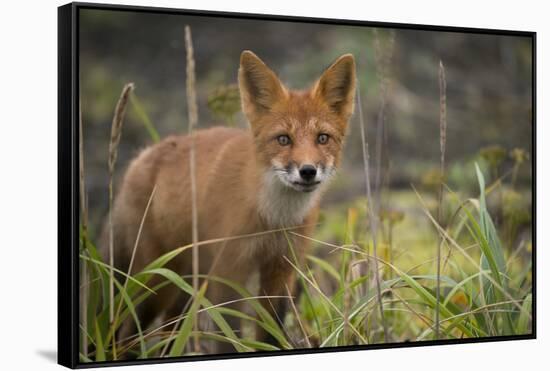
[277,135,291,146]
[317,133,330,145]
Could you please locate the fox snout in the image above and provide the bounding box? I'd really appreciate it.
[272,162,333,193]
[299,164,317,182]
[293,163,323,193]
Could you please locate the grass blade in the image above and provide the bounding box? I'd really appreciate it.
[140,268,249,352]
[94,319,106,362]
[516,293,532,334]
[307,255,340,282]
[169,283,207,356]
[129,92,160,143]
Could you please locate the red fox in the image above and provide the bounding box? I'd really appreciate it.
[103,50,356,353]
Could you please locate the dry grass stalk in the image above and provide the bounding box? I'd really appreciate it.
[108,82,134,358]
[435,60,447,339]
[184,24,201,353]
[343,267,351,344]
[356,81,389,342]
[112,184,157,348]
[372,29,395,199]
[285,284,312,348]
[373,29,396,289]
[108,83,134,177]
[264,295,297,345]
[79,99,89,356]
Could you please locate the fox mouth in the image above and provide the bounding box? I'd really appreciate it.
[291,181,321,192]
[271,165,330,193]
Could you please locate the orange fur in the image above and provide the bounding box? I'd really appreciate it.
[102,50,356,353]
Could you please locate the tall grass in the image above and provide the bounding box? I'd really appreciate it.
[435,60,448,339]
[78,39,532,361]
[356,78,388,342]
[184,24,201,354]
[78,99,89,357]
[107,82,134,359]
[79,157,531,361]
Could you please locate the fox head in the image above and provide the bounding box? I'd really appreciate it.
[238,51,356,194]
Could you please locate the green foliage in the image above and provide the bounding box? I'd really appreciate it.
[169,283,206,356]
[207,84,241,126]
[79,80,532,358]
[130,92,160,143]
[479,145,507,181]
[79,164,532,361]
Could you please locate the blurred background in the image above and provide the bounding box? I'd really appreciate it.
[80,7,532,258]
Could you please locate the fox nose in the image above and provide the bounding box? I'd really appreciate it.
[299,165,317,182]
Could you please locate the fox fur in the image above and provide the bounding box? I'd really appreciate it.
[101,50,356,353]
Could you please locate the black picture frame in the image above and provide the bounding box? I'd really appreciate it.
[58,2,537,368]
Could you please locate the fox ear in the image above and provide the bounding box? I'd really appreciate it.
[239,51,287,121]
[313,54,356,119]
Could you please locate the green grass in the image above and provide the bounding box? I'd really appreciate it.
[79,164,532,361]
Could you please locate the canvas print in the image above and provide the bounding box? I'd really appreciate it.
[74,5,534,364]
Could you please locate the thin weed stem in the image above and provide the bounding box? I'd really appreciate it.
[184,25,201,353]
[107,82,134,359]
[435,60,447,340]
[356,79,389,342]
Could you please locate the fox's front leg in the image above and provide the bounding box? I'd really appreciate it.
[256,256,298,347]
